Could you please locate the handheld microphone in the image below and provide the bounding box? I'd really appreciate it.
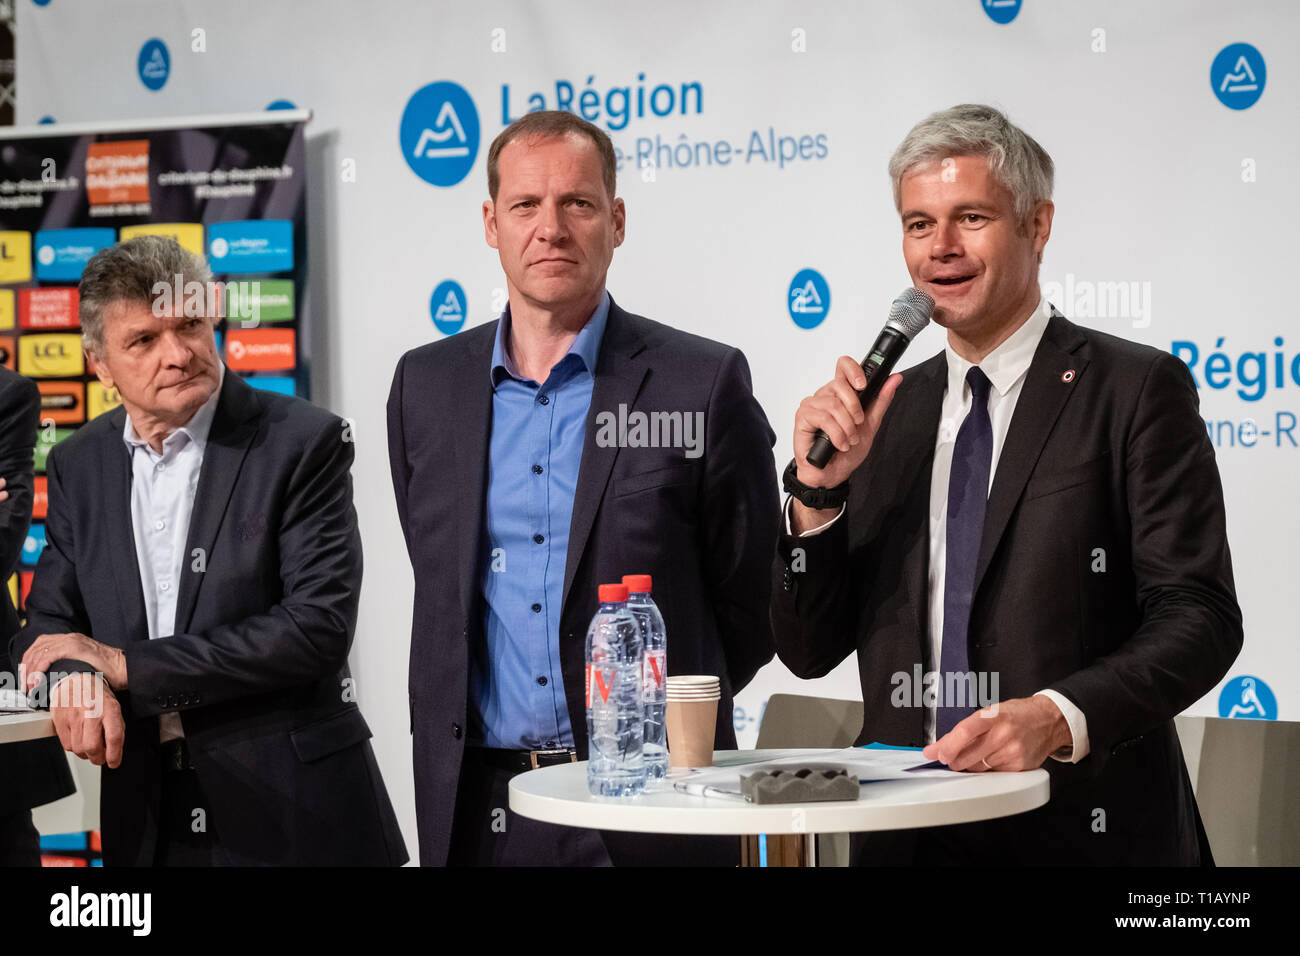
[804,288,935,469]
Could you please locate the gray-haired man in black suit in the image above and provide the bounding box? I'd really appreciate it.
[12,236,406,866]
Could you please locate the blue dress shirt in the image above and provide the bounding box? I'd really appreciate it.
[470,292,610,750]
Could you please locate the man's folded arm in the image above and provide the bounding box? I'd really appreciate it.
[770,499,863,679]
[124,417,363,714]
[385,352,414,551]
[1046,351,1244,763]
[0,373,40,580]
[700,347,781,693]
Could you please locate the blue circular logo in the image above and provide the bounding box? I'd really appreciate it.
[981,0,1021,25]
[138,38,170,91]
[788,269,831,329]
[266,99,296,111]
[400,81,480,188]
[1218,675,1276,720]
[430,280,468,335]
[1211,43,1266,110]
[32,0,52,7]
[38,116,55,125]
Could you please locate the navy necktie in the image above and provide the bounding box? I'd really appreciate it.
[938,366,992,738]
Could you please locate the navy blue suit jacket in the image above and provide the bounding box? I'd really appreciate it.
[10,370,407,865]
[389,297,780,865]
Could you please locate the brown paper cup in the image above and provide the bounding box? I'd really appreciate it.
[666,697,718,767]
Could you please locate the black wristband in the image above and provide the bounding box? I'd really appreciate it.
[782,458,850,510]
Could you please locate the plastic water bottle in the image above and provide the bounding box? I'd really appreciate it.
[623,574,668,787]
[585,583,646,796]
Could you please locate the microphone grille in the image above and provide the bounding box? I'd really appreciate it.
[887,288,934,339]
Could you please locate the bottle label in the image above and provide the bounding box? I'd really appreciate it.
[643,650,666,697]
[586,664,614,706]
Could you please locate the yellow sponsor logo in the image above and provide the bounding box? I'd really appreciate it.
[87,382,123,419]
[119,223,204,257]
[0,232,32,284]
[0,289,13,330]
[18,334,84,377]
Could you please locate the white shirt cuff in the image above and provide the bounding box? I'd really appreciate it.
[1034,689,1090,763]
[782,494,847,538]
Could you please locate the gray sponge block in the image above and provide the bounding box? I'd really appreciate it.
[740,765,859,804]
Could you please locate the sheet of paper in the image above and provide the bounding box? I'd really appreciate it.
[0,689,35,713]
[669,747,966,800]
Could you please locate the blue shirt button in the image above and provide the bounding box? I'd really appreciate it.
[538,395,550,405]
[531,603,542,613]
[532,464,543,474]
[533,533,544,544]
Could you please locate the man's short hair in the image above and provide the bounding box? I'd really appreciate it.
[78,235,213,355]
[486,110,618,201]
[889,104,1054,226]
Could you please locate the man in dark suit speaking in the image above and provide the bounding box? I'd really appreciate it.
[389,111,779,865]
[12,236,406,866]
[772,104,1241,865]
[0,367,75,865]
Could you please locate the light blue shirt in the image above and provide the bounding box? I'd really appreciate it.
[123,366,224,740]
[471,293,610,750]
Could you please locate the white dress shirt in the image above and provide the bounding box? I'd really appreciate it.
[786,294,1089,762]
[123,367,223,742]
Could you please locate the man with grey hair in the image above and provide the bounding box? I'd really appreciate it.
[772,104,1240,864]
[11,235,406,866]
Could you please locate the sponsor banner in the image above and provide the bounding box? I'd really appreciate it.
[85,140,150,205]
[19,334,84,378]
[19,287,79,330]
[34,428,73,472]
[0,232,32,284]
[33,476,47,520]
[38,380,85,424]
[226,328,295,371]
[0,336,14,370]
[119,221,203,257]
[0,290,13,330]
[227,278,294,322]
[207,220,294,274]
[246,375,295,395]
[21,523,46,567]
[19,334,84,377]
[86,382,122,419]
[33,228,116,281]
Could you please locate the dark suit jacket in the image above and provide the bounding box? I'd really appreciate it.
[9,370,407,866]
[389,296,780,866]
[771,311,1242,865]
[0,367,76,820]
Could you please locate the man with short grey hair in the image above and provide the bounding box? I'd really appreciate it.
[772,104,1240,864]
[12,235,406,866]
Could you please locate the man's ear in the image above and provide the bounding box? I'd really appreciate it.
[612,197,626,248]
[87,347,115,390]
[483,199,499,249]
[1031,200,1054,259]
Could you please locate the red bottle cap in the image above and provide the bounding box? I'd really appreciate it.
[598,583,629,603]
[622,574,652,593]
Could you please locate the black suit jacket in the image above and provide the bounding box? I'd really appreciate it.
[771,311,1242,865]
[389,297,780,866]
[0,367,76,818]
[9,370,407,866]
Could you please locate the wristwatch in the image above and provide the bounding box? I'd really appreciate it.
[782,458,850,510]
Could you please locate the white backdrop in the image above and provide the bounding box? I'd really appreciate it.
[16,0,1297,857]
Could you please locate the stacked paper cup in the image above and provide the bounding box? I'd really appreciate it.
[665,675,721,768]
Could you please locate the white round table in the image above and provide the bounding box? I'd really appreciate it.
[509,749,1050,866]
[0,711,56,745]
